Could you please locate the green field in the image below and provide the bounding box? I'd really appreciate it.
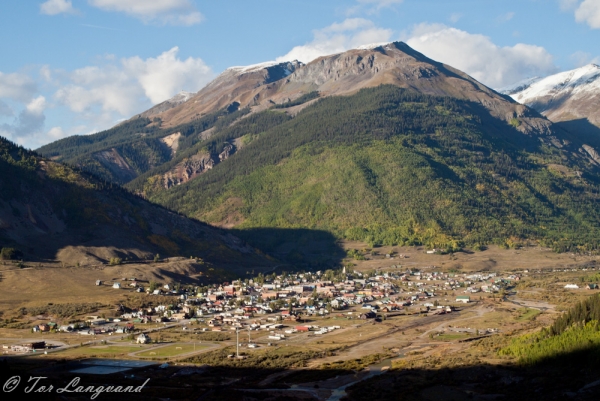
[433,333,471,341]
[56,345,146,357]
[135,343,209,358]
[516,308,542,321]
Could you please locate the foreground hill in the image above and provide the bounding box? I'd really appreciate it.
[0,136,273,272]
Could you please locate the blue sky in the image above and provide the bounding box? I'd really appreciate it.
[1,0,599,149]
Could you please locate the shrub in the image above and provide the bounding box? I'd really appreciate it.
[0,247,22,260]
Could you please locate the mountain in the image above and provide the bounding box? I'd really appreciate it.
[37,42,562,187]
[153,60,304,128]
[505,64,600,145]
[134,84,600,254]
[0,136,273,273]
[36,42,600,255]
[152,42,554,136]
[135,91,196,120]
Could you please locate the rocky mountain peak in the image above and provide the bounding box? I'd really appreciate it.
[130,41,556,138]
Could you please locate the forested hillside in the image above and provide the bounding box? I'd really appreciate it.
[130,85,600,253]
[36,105,249,185]
[500,294,600,366]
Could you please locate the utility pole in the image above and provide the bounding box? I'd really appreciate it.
[236,328,239,358]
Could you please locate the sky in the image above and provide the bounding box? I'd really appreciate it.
[1,0,599,149]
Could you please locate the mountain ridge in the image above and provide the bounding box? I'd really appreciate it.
[505,64,600,128]
[37,41,580,188]
[149,42,555,139]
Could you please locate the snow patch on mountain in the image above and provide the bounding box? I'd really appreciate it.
[228,61,282,73]
[356,42,392,50]
[508,64,600,105]
[498,77,541,96]
[168,91,196,104]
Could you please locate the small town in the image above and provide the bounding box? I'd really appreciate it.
[6,260,595,356]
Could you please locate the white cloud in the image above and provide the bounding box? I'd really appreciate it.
[26,96,47,115]
[0,100,13,117]
[403,23,557,89]
[559,0,580,10]
[1,47,213,148]
[39,65,53,83]
[449,13,462,23]
[40,0,77,15]
[574,0,600,28]
[55,65,144,116]
[88,0,203,26]
[122,47,212,104]
[47,126,67,139]
[497,12,515,23]
[0,72,38,102]
[570,50,600,67]
[357,0,403,9]
[277,18,393,63]
[0,72,45,145]
[55,47,213,116]
[347,0,403,16]
[0,96,47,144]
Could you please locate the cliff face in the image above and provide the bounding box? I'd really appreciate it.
[162,151,215,189]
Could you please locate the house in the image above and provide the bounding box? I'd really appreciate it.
[136,334,150,344]
[112,282,121,289]
[95,280,102,286]
[12,342,45,353]
[456,295,470,303]
[295,325,310,332]
[171,312,187,320]
[587,283,599,290]
[261,291,278,300]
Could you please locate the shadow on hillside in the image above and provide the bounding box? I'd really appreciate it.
[1,343,599,401]
[556,118,600,148]
[0,158,276,276]
[231,227,346,272]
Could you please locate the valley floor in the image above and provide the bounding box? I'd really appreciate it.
[1,246,599,400]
